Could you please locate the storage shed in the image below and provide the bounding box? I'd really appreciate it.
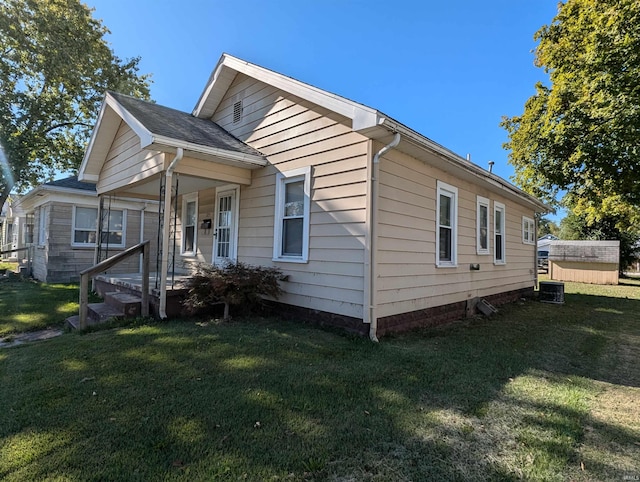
[548,240,620,285]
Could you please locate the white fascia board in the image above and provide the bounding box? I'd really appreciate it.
[381,118,550,213]
[79,98,108,178]
[150,135,267,168]
[79,93,153,182]
[79,173,99,182]
[194,54,381,130]
[105,93,154,147]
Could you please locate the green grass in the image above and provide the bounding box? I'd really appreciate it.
[0,261,18,272]
[0,280,639,480]
[0,280,84,335]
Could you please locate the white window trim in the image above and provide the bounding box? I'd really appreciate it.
[273,166,311,263]
[38,206,48,246]
[476,195,490,255]
[436,180,458,268]
[522,216,535,245]
[181,192,198,256]
[494,201,506,265]
[71,205,126,248]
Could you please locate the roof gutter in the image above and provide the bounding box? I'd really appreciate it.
[368,133,401,342]
[379,119,550,213]
[148,135,267,167]
[159,147,184,319]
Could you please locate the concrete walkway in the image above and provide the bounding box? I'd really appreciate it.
[0,328,64,349]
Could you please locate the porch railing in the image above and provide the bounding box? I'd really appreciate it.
[0,245,34,275]
[78,240,150,329]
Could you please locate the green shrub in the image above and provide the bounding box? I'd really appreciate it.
[183,262,287,319]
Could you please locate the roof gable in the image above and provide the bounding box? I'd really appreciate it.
[193,54,549,213]
[193,54,381,131]
[79,92,267,182]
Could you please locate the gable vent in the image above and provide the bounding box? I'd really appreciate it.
[233,99,243,124]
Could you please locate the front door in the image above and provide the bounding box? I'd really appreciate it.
[213,188,237,266]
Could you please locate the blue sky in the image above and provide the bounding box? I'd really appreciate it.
[84,0,561,218]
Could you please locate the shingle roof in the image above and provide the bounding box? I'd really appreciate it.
[108,91,263,158]
[45,176,96,192]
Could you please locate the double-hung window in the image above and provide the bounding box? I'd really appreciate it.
[476,196,490,255]
[522,216,535,244]
[38,206,48,246]
[494,202,506,264]
[436,181,458,267]
[273,166,310,263]
[72,206,125,247]
[181,193,198,256]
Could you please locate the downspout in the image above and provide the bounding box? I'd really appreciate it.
[159,148,184,319]
[368,133,401,342]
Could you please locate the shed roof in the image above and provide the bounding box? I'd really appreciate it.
[549,240,620,264]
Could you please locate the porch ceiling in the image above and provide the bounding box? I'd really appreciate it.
[108,172,231,200]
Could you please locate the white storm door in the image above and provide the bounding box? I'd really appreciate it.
[213,189,237,266]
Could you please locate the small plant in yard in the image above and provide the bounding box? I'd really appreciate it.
[183,261,287,319]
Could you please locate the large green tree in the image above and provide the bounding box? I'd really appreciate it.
[502,0,640,211]
[0,0,150,208]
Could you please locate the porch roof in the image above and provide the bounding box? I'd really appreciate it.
[79,92,268,183]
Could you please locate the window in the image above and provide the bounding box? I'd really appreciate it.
[25,213,34,245]
[38,206,48,246]
[273,166,311,263]
[72,206,125,247]
[522,216,535,244]
[476,196,490,255]
[436,181,458,267]
[181,193,198,255]
[494,202,506,264]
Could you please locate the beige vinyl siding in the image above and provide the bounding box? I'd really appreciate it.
[213,73,369,319]
[96,122,165,195]
[376,147,536,318]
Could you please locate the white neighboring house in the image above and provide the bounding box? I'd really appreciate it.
[14,176,159,283]
[0,195,29,260]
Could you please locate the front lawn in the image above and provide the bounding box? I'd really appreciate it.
[0,280,639,480]
[0,279,82,335]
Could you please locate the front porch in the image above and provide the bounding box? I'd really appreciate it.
[93,272,192,319]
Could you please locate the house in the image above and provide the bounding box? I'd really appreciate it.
[78,53,548,339]
[548,240,620,285]
[0,195,29,261]
[536,233,558,270]
[14,176,159,283]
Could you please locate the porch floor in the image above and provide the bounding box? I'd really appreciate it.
[94,272,192,319]
[94,272,192,295]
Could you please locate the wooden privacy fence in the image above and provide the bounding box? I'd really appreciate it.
[78,240,150,329]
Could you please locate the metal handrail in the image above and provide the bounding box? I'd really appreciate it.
[78,240,150,329]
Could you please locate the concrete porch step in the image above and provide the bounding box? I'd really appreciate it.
[65,303,122,330]
[104,291,142,317]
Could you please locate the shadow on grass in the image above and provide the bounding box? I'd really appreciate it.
[1,287,639,480]
[0,280,101,335]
